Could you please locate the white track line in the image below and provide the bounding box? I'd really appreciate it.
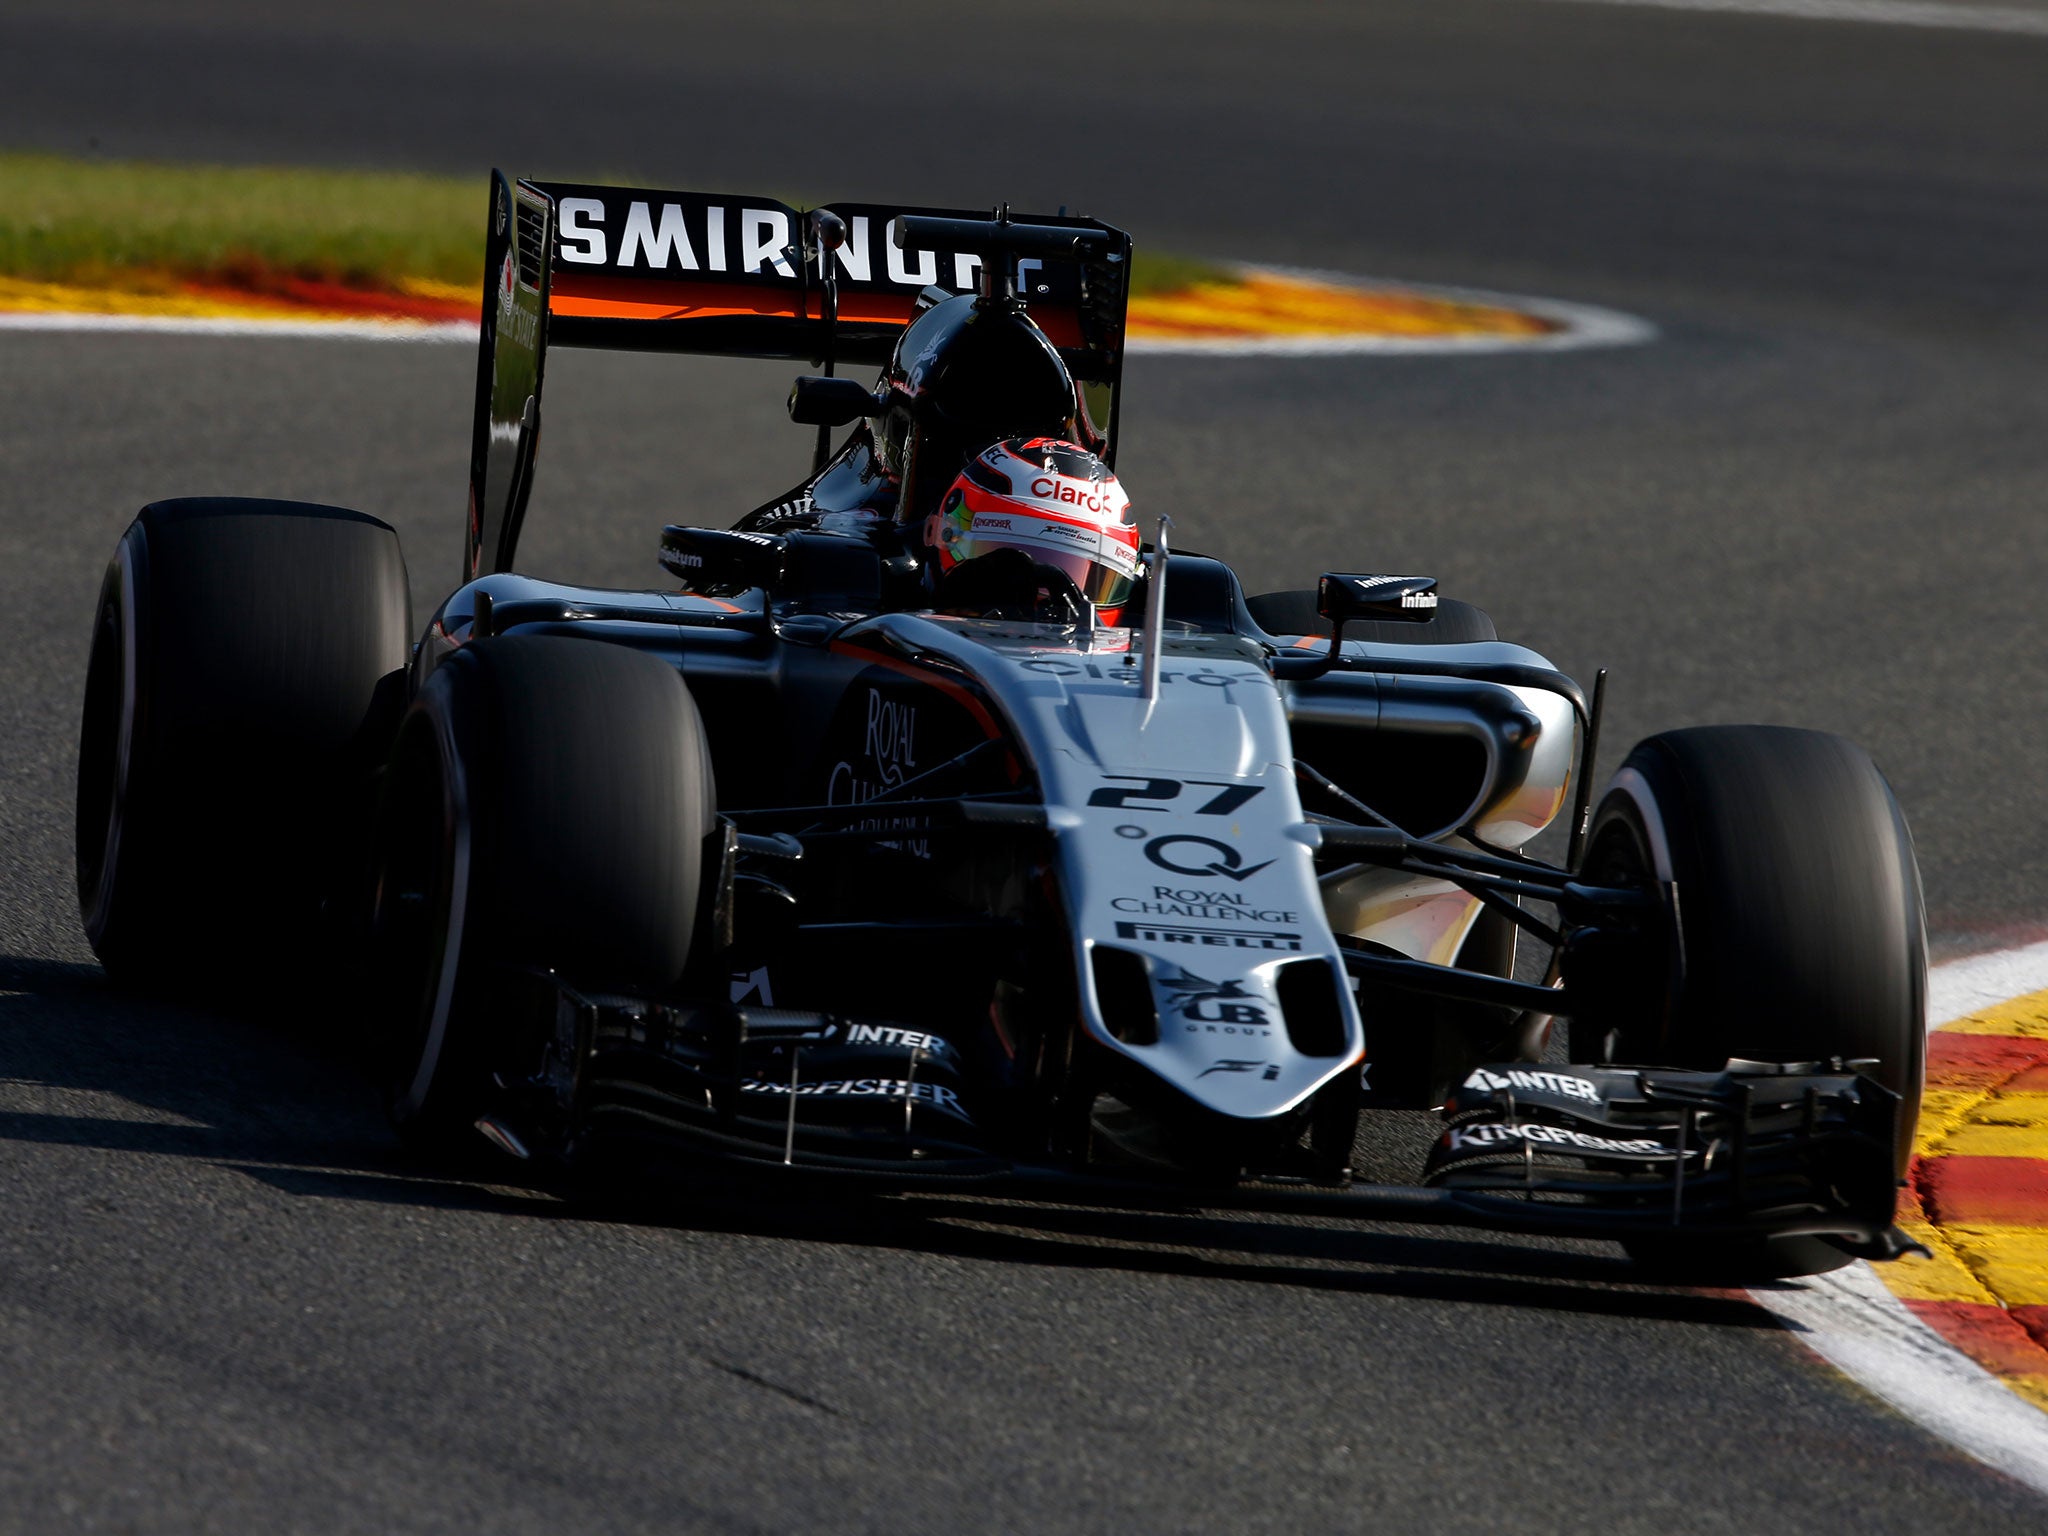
[1930,939,2048,1023]
[1755,1263,2048,1496]
[1529,0,2048,37]
[0,273,1657,358]
[1746,942,2048,1499]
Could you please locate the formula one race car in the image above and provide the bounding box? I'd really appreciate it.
[74,172,1928,1280]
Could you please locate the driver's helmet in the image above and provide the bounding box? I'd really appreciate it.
[926,438,1140,622]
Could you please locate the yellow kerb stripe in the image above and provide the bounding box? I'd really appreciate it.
[1936,1225,2048,1308]
[1914,1087,1980,1155]
[1941,990,2048,1038]
[1884,1218,2001,1304]
[0,274,342,320]
[1127,273,1557,341]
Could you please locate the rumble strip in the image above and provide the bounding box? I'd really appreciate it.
[1750,941,2048,1498]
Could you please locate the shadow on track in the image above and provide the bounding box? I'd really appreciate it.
[0,950,451,1185]
[539,1178,1778,1331]
[0,950,1769,1330]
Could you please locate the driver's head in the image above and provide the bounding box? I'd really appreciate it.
[924,438,1138,624]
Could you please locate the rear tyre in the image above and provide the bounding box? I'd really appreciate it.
[370,636,717,1153]
[1575,725,1926,1281]
[1245,588,1497,646]
[75,498,410,987]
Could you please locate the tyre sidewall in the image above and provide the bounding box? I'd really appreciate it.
[375,637,716,1147]
[76,534,147,969]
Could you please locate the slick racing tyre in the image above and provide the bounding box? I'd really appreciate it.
[1245,588,1497,646]
[370,635,717,1153]
[1576,725,1927,1281]
[75,498,411,988]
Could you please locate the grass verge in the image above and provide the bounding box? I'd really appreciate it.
[0,153,484,290]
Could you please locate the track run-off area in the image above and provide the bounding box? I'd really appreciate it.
[5,1,2048,1530]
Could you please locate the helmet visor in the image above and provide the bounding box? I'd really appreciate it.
[1033,546,1134,611]
[951,522,1136,612]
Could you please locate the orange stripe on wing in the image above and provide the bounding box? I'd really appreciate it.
[546,277,1090,350]
[549,272,806,322]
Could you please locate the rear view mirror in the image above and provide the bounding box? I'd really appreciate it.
[1318,572,1439,626]
[787,375,883,427]
[1272,573,1445,680]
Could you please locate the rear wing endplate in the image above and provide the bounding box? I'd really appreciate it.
[465,171,1133,581]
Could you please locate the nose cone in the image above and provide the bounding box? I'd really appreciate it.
[1141,954,1351,1119]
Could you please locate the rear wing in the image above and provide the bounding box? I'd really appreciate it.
[466,171,1133,580]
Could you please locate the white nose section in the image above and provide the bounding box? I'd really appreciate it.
[867,611,1367,1122]
[1043,657,1359,1118]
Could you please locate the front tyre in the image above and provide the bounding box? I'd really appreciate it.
[370,636,717,1153]
[1575,725,1927,1281]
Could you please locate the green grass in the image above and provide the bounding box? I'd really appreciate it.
[0,153,488,289]
[0,151,1234,296]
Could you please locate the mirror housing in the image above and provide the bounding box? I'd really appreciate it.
[1270,573,1444,681]
[660,525,787,590]
[788,375,883,427]
[1317,572,1440,626]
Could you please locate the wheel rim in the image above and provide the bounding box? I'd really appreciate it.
[1574,798,1670,1065]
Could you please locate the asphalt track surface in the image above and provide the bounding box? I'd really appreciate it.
[3,2,2048,1530]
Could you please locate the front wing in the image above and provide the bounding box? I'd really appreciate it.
[497,979,1915,1263]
